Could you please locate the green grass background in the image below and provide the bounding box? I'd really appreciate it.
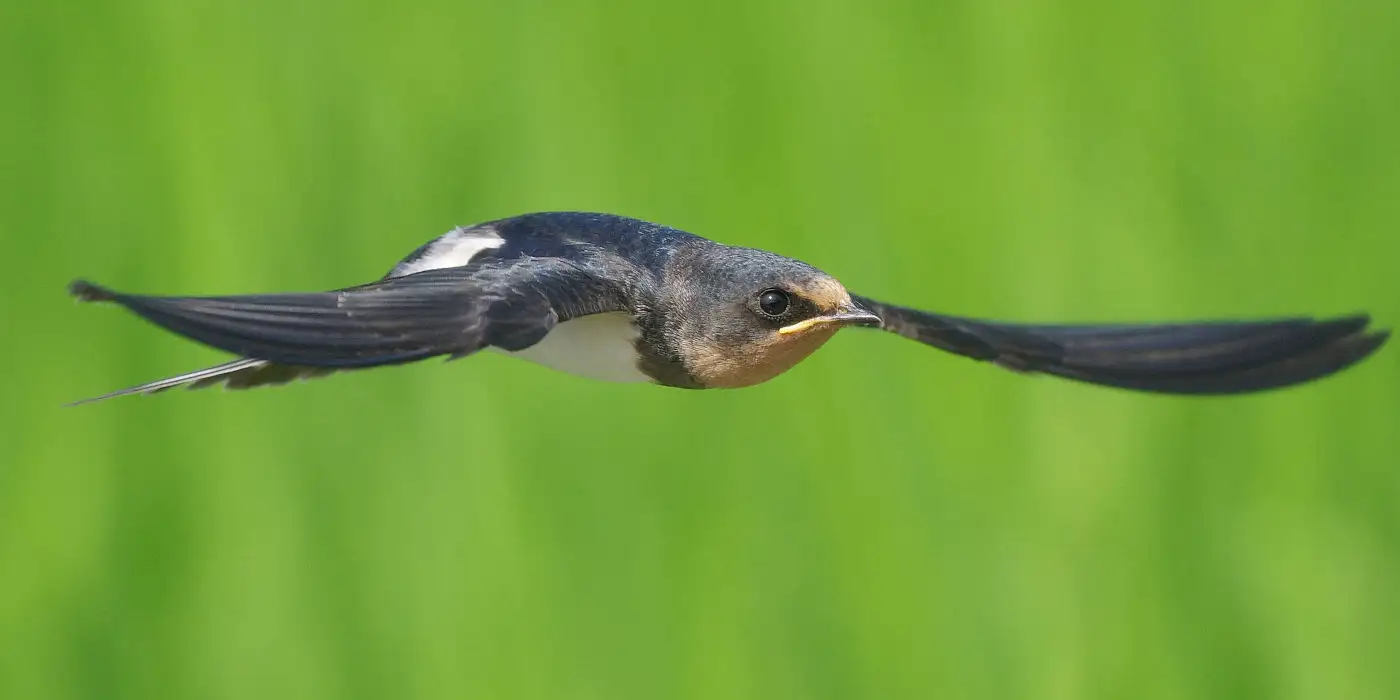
[3,0,1399,698]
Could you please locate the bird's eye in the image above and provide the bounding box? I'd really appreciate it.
[757,288,790,317]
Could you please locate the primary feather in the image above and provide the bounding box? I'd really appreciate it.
[66,250,631,404]
[852,296,1389,395]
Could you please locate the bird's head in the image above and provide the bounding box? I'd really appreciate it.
[664,245,880,388]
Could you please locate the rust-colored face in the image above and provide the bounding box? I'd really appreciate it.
[675,262,880,389]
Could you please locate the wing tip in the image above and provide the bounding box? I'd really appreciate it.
[69,278,116,303]
[975,309,1389,395]
[1350,327,1391,362]
[1075,322,1387,396]
[1318,312,1389,362]
[1325,311,1371,329]
[1244,326,1389,394]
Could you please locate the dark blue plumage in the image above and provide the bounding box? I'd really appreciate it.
[67,211,1389,404]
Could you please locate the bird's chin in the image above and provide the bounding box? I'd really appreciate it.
[692,325,842,389]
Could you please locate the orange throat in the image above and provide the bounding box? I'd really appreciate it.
[687,325,842,389]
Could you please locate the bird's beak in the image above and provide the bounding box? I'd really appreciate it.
[778,303,882,335]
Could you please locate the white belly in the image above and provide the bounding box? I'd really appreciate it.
[492,312,652,383]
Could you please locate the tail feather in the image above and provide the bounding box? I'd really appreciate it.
[65,358,338,406]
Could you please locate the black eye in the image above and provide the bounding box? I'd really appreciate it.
[757,288,790,317]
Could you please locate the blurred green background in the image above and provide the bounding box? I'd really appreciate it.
[3,0,1398,698]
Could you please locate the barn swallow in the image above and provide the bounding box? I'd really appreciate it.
[66,211,1388,405]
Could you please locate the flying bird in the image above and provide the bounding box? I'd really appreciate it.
[67,211,1388,405]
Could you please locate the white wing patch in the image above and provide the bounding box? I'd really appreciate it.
[391,224,650,383]
[389,225,506,277]
[492,312,652,383]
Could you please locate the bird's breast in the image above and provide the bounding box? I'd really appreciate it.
[492,312,653,383]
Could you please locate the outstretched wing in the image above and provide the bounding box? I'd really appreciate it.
[851,295,1389,395]
[67,256,630,404]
